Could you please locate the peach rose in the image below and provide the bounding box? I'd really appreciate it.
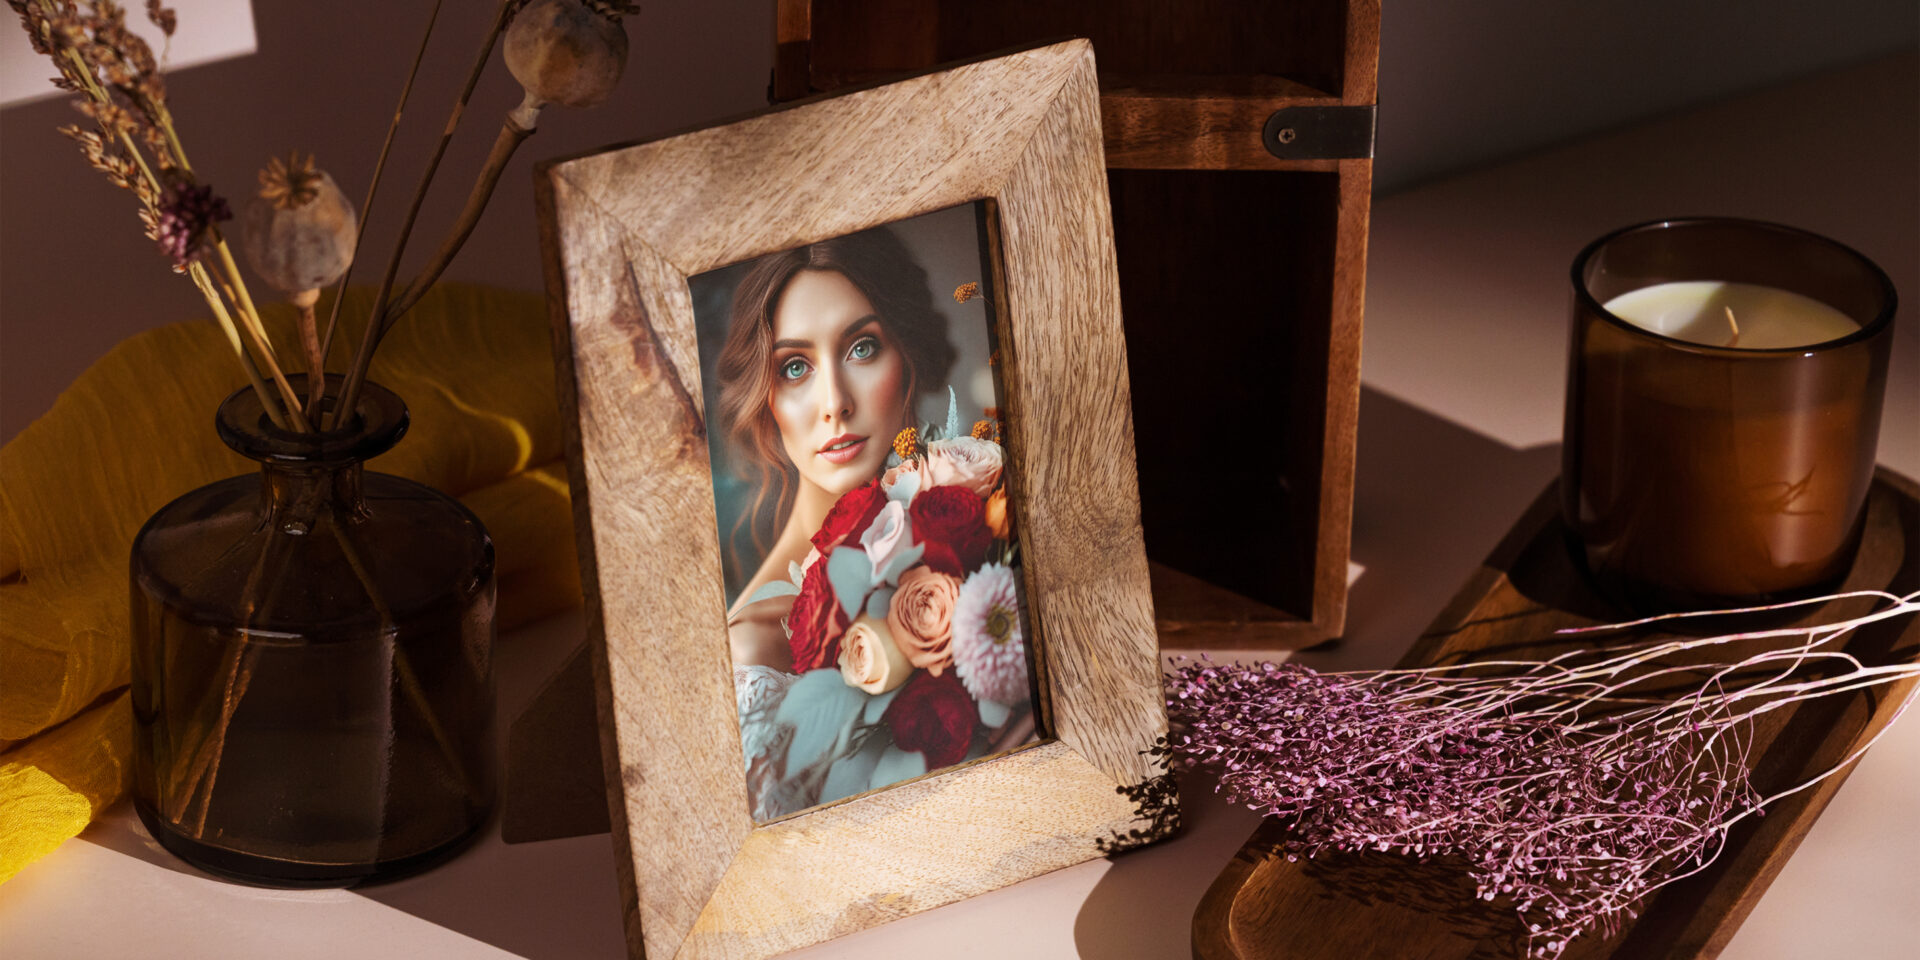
[883,459,919,488]
[888,565,961,676]
[983,487,1010,539]
[838,615,912,695]
[923,436,1003,499]
[882,459,922,504]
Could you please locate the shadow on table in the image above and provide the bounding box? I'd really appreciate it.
[1299,386,1561,672]
[1076,386,1560,958]
[93,388,1559,959]
[74,610,625,960]
[356,610,629,960]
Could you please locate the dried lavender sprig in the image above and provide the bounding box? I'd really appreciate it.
[1166,591,1918,958]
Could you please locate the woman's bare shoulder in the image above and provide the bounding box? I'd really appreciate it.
[729,595,794,672]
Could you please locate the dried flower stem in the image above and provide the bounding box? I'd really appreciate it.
[1166,590,1920,959]
[380,114,534,327]
[294,296,325,413]
[13,0,306,429]
[188,260,288,429]
[331,0,520,429]
[316,0,448,374]
[212,237,311,429]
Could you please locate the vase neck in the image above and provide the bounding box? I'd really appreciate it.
[216,374,407,534]
[260,459,369,532]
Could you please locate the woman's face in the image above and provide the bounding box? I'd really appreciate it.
[768,269,910,498]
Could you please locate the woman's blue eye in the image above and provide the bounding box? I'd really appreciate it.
[848,337,878,361]
[780,358,809,381]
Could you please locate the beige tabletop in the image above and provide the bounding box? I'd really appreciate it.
[2,53,1914,960]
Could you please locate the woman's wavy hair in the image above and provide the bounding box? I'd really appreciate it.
[716,225,956,571]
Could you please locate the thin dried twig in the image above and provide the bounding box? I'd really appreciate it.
[330,0,519,429]
[379,114,533,327]
[316,0,448,380]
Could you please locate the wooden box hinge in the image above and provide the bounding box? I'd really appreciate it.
[1263,105,1376,160]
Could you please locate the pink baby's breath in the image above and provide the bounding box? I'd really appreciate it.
[1165,590,1919,959]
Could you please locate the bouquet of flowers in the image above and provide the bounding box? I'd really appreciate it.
[735,392,1033,820]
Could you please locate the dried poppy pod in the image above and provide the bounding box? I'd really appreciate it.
[243,151,356,307]
[503,0,631,128]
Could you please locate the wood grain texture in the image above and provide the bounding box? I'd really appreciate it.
[1150,561,1314,648]
[796,1,1351,102]
[539,175,750,960]
[994,51,1164,785]
[1193,469,1920,960]
[1343,0,1382,104]
[1100,74,1340,170]
[537,40,1170,960]
[1305,155,1373,642]
[547,44,1083,279]
[686,741,1139,959]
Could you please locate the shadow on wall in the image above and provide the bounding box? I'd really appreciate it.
[1374,1,1920,192]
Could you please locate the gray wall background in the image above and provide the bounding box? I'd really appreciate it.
[3,1,1916,440]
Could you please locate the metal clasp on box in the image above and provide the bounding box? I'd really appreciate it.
[1263,105,1377,160]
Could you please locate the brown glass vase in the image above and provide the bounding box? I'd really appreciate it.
[130,375,495,886]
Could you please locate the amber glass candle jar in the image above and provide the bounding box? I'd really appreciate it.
[1563,218,1896,612]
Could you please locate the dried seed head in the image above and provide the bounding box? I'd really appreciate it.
[504,0,630,114]
[258,150,323,210]
[145,1,175,37]
[243,152,356,295]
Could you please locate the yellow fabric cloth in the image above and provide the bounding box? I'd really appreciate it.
[0,284,581,883]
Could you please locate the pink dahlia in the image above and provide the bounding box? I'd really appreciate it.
[951,563,1028,705]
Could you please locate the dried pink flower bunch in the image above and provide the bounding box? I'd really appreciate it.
[1165,590,1919,959]
[154,181,231,268]
[11,0,636,431]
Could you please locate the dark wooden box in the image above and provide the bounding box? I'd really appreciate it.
[771,0,1379,648]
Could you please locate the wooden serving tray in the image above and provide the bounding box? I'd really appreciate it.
[1193,468,1919,960]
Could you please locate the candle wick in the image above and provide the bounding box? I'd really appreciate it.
[1724,306,1741,347]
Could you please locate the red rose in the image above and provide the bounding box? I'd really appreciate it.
[786,560,848,672]
[811,479,887,554]
[883,669,978,769]
[908,485,991,576]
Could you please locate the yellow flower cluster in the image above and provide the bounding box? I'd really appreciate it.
[970,419,1001,443]
[892,426,919,460]
[953,281,980,304]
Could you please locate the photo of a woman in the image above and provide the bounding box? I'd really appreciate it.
[692,205,1039,821]
[717,228,956,664]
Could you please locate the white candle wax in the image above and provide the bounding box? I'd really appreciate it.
[1601,281,1859,349]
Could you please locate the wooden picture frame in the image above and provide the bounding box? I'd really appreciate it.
[534,40,1171,960]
